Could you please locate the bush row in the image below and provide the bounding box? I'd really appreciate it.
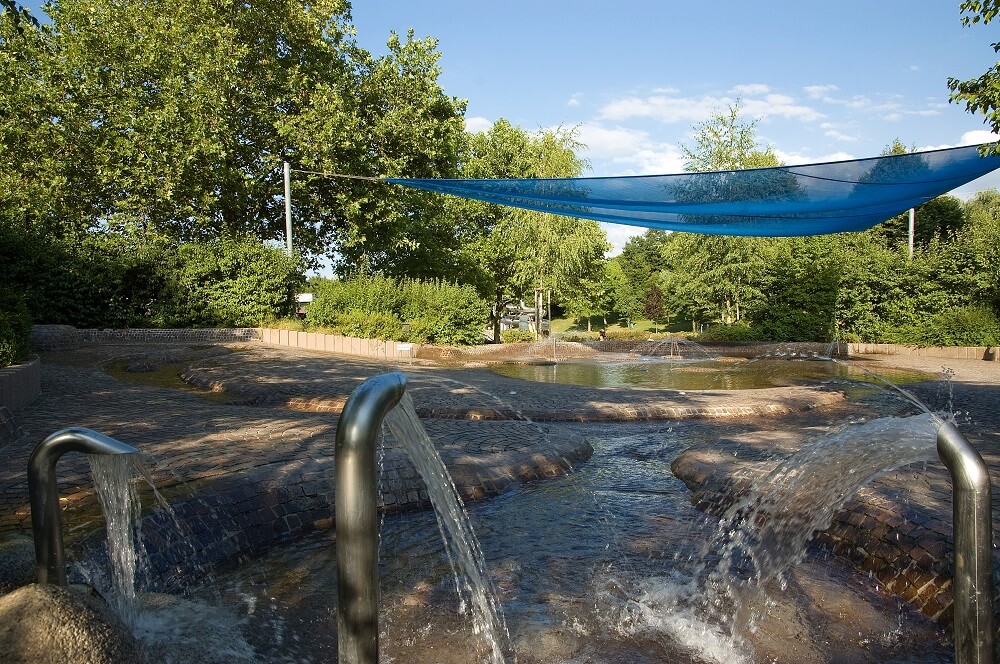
[306,274,489,346]
[0,226,304,330]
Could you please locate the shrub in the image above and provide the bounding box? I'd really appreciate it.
[561,331,600,342]
[0,286,32,367]
[890,305,1000,347]
[696,322,763,343]
[265,318,307,331]
[160,238,304,327]
[604,327,653,341]
[332,310,403,340]
[500,329,536,343]
[308,275,489,346]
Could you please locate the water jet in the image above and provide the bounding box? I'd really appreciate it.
[27,427,139,586]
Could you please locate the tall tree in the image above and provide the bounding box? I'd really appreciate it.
[451,119,609,340]
[1,1,465,263]
[667,101,779,325]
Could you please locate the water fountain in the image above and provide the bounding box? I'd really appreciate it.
[27,427,139,586]
[329,371,994,664]
[18,365,994,662]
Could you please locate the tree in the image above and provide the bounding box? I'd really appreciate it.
[948,1,1000,153]
[680,100,781,172]
[959,189,1000,311]
[665,101,781,326]
[450,120,609,341]
[1,1,465,264]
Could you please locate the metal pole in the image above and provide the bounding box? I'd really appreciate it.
[27,428,139,585]
[908,207,915,259]
[284,161,294,257]
[548,289,556,363]
[335,372,407,664]
[937,421,995,664]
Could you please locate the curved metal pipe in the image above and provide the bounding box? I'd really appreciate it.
[937,421,995,664]
[335,372,406,664]
[27,427,139,585]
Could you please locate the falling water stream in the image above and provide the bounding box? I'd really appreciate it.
[87,454,144,630]
[384,393,513,663]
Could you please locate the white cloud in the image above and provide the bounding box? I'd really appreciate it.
[612,147,686,175]
[464,116,493,133]
[742,95,824,122]
[882,112,903,122]
[574,122,685,175]
[598,94,721,124]
[730,83,770,96]
[601,222,644,257]
[599,90,823,124]
[574,123,650,159]
[567,93,582,107]
[824,128,858,142]
[773,149,855,166]
[960,129,1000,145]
[803,84,839,99]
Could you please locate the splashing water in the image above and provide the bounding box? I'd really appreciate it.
[385,393,514,663]
[89,454,145,629]
[695,412,942,636]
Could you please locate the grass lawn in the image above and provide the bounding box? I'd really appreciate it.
[551,315,698,335]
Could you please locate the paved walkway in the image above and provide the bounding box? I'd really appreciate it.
[0,341,997,624]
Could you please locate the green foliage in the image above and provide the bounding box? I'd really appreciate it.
[0,284,32,367]
[891,306,1000,347]
[330,310,404,340]
[307,275,488,345]
[560,331,600,342]
[2,0,465,261]
[264,318,308,332]
[680,100,781,172]
[500,329,535,344]
[604,327,657,341]
[750,238,839,342]
[696,322,763,343]
[158,238,304,327]
[452,120,608,341]
[0,225,168,328]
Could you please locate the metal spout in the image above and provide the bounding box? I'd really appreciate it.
[28,427,139,586]
[937,421,995,664]
[335,372,406,664]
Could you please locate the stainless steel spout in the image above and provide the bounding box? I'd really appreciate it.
[937,421,995,664]
[335,372,406,664]
[27,427,139,585]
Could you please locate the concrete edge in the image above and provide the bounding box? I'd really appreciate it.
[0,359,41,412]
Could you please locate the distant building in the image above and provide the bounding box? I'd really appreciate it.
[295,293,313,318]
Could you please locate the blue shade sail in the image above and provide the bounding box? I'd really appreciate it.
[387,144,1000,236]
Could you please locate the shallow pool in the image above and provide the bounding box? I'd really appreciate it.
[179,418,949,664]
[488,357,932,391]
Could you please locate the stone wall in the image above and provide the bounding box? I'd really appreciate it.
[32,325,260,350]
[79,328,260,344]
[258,328,421,361]
[848,342,998,361]
[0,359,40,412]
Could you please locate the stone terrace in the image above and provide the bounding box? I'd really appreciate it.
[0,340,997,628]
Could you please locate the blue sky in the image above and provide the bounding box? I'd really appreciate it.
[348,0,1000,250]
[20,0,1000,252]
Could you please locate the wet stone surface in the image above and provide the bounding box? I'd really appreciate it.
[0,340,997,647]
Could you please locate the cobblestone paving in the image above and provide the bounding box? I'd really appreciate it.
[1,341,997,630]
